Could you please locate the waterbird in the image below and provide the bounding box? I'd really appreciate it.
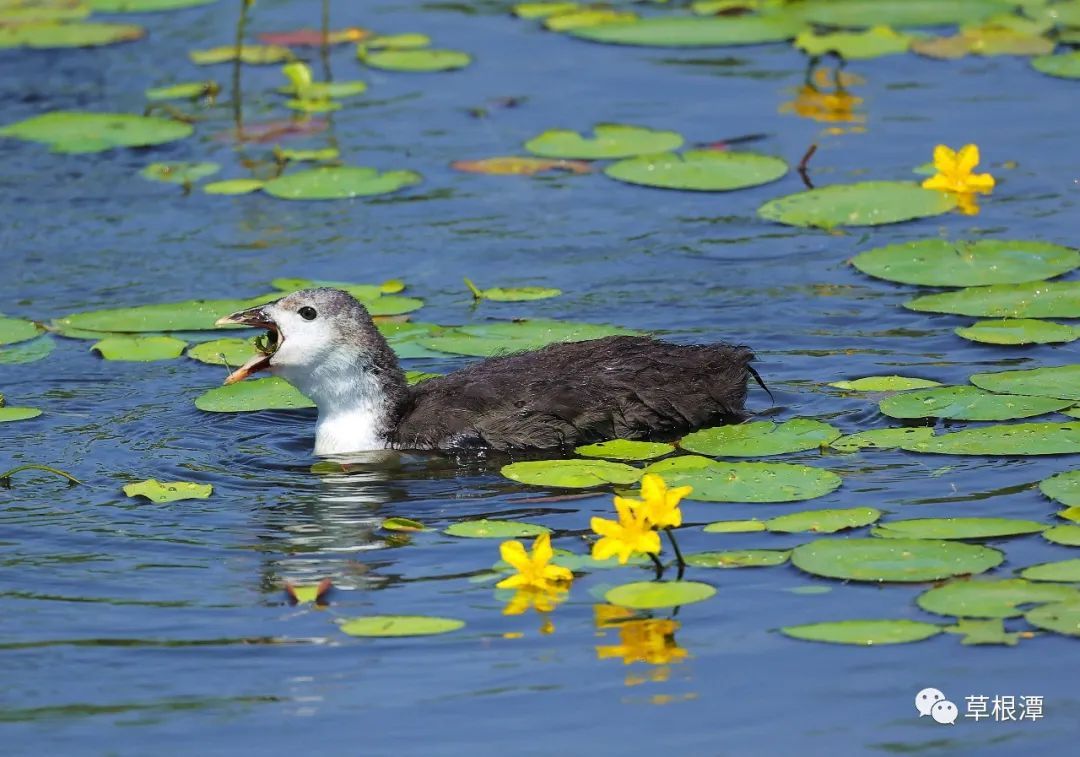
[216,288,758,455]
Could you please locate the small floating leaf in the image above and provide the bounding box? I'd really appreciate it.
[871,517,1046,540]
[285,578,332,604]
[139,162,220,185]
[145,81,218,101]
[791,538,1003,582]
[831,427,935,452]
[0,21,143,49]
[1040,470,1080,507]
[781,619,942,645]
[381,517,426,532]
[0,407,42,423]
[567,15,800,47]
[195,377,313,412]
[359,48,470,72]
[1025,601,1080,636]
[906,281,1080,319]
[0,336,55,364]
[943,618,1021,646]
[262,166,421,200]
[501,459,642,488]
[1044,525,1080,547]
[902,422,1080,456]
[879,386,1071,421]
[278,80,368,99]
[88,0,216,10]
[190,45,292,65]
[338,615,464,637]
[0,317,41,346]
[765,507,882,534]
[1020,559,1080,583]
[444,519,551,538]
[1032,51,1080,80]
[684,550,790,568]
[92,335,187,362]
[604,580,716,609]
[680,419,840,457]
[186,338,258,366]
[525,124,683,160]
[795,26,911,60]
[203,179,264,195]
[123,479,212,503]
[829,375,941,391]
[59,296,268,333]
[419,319,639,357]
[790,0,1011,28]
[0,111,192,154]
[605,150,788,192]
[575,439,674,461]
[970,365,1080,401]
[464,278,561,302]
[956,319,1078,346]
[702,519,766,533]
[451,156,592,175]
[645,455,842,503]
[759,181,958,229]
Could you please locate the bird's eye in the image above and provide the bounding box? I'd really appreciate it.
[299,306,317,321]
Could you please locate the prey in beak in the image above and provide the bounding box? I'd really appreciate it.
[214,305,280,385]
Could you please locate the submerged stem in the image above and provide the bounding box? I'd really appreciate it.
[648,552,665,581]
[666,529,686,580]
[0,464,82,488]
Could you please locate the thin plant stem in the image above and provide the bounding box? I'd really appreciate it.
[666,529,686,580]
[320,0,332,81]
[0,464,82,488]
[648,552,665,581]
[232,0,254,137]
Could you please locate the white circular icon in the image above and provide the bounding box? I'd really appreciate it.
[915,687,946,717]
[932,699,959,725]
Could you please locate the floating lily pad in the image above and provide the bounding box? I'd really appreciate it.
[139,162,220,185]
[1025,601,1080,637]
[549,548,648,571]
[1040,470,1080,507]
[831,427,936,452]
[851,239,1079,287]
[0,336,55,364]
[525,124,683,160]
[262,166,421,200]
[781,619,943,646]
[464,278,561,302]
[444,519,551,538]
[514,2,579,19]
[203,179,264,195]
[765,507,882,534]
[145,81,217,101]
[829,375,942,391]
[0,317,41,346]
[195,377,313,412]
[575,439,675,461]
[702,519,766,533]
[644,455,841,503]
[0,21,144,49]
[1021,559,1080,582]
[92,335,187,362]
[970,365,1080,401]
[278,80,368,99]
[186,338,258,366]
[914,27,1054,58]
[604,580,716,609]
[758,182,958,230]
[359,48,470,71]
[381,517,426,532]
[902,422,1080,456]
[956,319,1078,346]
[0,111,193,154]
[419,319,639,357]
[684,549,790,568]
[915,574,1075,617]
[123,479,212,503]
[791,538,1003,582]
[190,45,292,65]
[871,517,1046,540]
[567,15,800,47]
[790,0,1012,28]
[338,615,464,637]
[1032,51,1080,80]
[0,1,90,23]
[680,419,840,457]
[795,26,911,59]
[365,33,430,50]
[1044,525,1080,547]
[943,618,1019,646]
[879,386,1071,421]
[906,281,1080,318]
[58,296,267,333]
[451,156,592,176]
[275,147,340,163]
[89,0,216,10]
[544,8,636,31]
[501,459,642,488]
[604,150,788,192]
[0,407,42,423]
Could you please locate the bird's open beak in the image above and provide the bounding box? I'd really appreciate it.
[214,305,280,385]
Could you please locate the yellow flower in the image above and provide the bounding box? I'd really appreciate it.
[502,585,568,616]
[496,533,573,591]
[637,473,692,529]
[922,144,995,195]
[591,497,661,564]
[595,618,688,666]
[281,61,314,99]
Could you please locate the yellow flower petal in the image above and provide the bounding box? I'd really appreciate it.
[592,536,620,561]
[640,473,665,502]
[499,540,530,572]
[640,530,662,555]
[496,573,527,590]
[956,143,980,175]
[667,485,693,504]
[932,144,957,174]
[591,516,621,539]
[532,532,554,568]
[921,174,952,191]
[966,172,995,192]
[543,564,573,583]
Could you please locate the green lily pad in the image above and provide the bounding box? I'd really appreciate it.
[271,277,385,301]
[544,8,635,31]
[781,619,943,646]
[338,615,464,637]
[549,548,648,571]
[1059,507,1080,523]
[463,278,561,302]
[604,150,788,192]
[262,166,421,200]
[501,459,642,488]
[970,365,1080,401]
[186,338,258,366]
[91,335,187,362]
[1044,525,1080,547]
[145,81,217,101]
[139,162,220,185]
[359,48,471,72]
[1032,51,1080,80]
[604,580,716,609]
[0,317,41,346]
[189,45,292,65]
[915,574,1075,617]
[956,319,1078,345]
[0,336,55,364]
[0,21,143,49]
[879,386,1071,421]
[758,181,958,230]
[0,407,42,423]
[195,377,313,413]
[644,455,841,503]
[575,439,675,461]
[0,111,193,154]
[123,479,212,503]
[275,147,340,163]
[58,296,268,332]
[514,2,579,19]
[419,319,640,357]
[89,0,216,10]
[444,519,551,538]
[525,124,683,160]
[795,26,911,59]
[702,519,766,533]
[1020,559,1080,582]
[278,80,368,99]
[684,549,790,568]
[829,375,942,391]
[203,179,264,195]
[906,281,1080,318]
[791,0,1012,28]
[381,517,426,532]
[365,33,431,50]
[680,419,840,457]
[871,517,1046,540]
[831,427,936,452]
[943,618,1021,646]
[791,537,1003,582]
[1041,470,1080,507]
[902,422,1080,456]
[851,239,1079,287]
[764,507,882,534]
[567,15,800,47]
[0,1,91,23]
[1025,601,1080,636]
